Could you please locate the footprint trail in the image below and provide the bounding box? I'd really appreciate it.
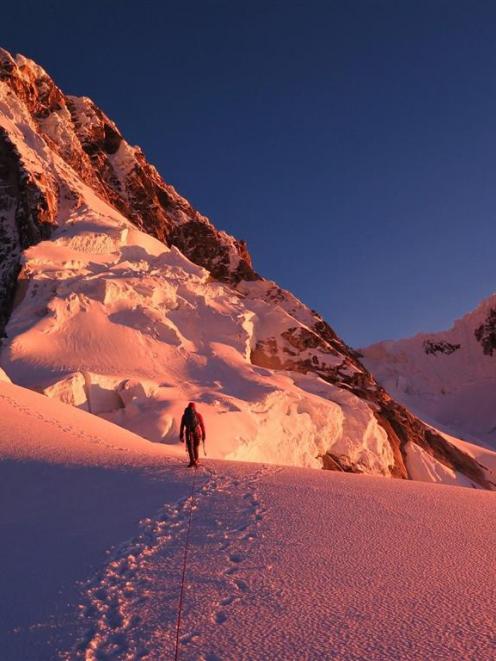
[68,462,279,660]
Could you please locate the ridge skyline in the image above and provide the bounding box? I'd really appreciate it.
[3,0,496,345]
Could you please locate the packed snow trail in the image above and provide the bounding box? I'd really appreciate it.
[67,462,496,661]
[174,466,200,661]
[71,463,281,660]
[69,466,280,660]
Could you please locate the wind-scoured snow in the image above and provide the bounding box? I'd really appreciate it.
[1,380,495,660]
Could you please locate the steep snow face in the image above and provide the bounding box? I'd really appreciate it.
[0,48,493,487]
[362,295,496,448]
[2,202,394,474]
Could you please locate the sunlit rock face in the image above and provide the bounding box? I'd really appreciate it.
[0,47,493,488]
[0,48,256,286]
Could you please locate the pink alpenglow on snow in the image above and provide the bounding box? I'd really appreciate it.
[0,48,493,489]
[1,380,495,660]
[0,46,495,661]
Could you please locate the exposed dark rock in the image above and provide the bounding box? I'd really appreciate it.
[0,127,56,335]
[376,395,493,489]
[321,452,363,473]
[0,49,65,119]
[250,330,492,487]
[169,220,260,283]
[474,308,496,356]
[423,339,461,355]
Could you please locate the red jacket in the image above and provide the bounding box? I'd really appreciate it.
[180,409,206,439]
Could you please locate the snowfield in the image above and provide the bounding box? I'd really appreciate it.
[1,380,495,660]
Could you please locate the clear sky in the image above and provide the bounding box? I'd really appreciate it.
[2,1,496,346]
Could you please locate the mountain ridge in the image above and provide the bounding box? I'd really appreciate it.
[362,293,496,448]
[0,47,493,488]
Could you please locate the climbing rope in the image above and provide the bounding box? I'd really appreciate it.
[174,467,198,661]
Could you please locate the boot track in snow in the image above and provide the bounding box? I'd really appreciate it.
[66,462,280,660]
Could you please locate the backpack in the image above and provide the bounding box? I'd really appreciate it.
[183,406,199,430]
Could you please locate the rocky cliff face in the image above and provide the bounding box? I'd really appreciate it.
[0,47,493,488]
[0,56,58,333]
[0,48,256,287]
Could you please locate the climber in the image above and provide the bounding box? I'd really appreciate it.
[180,402,206,467]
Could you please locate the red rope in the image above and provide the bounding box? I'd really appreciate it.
[174,468,198,661]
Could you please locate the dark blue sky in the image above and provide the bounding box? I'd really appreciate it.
[2,1,496,346]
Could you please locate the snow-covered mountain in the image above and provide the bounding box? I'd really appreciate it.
[0,47,493,488]
[362,294,496,449]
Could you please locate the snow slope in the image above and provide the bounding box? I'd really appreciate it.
[0,380,187,660]
[0,199,393,474]
[0,50,396,477]
[0,48,492,487]
[361,294,496,449]
[1,380,495,660]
